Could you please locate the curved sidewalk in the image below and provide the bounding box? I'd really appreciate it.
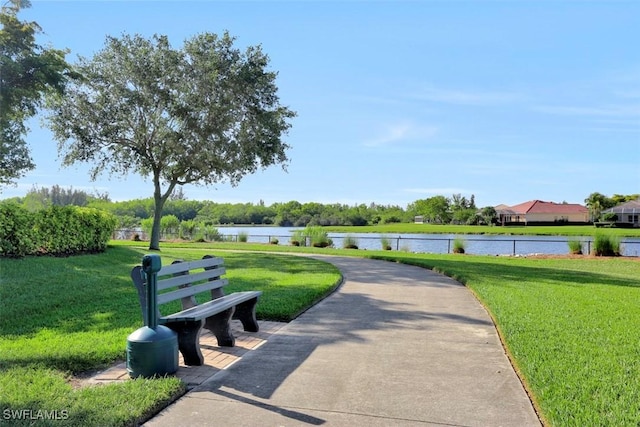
[146,256,541,427]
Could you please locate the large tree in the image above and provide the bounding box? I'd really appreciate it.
[410,196,452,224]
[584,192,616,222]
[46,32,295,250]
[0,0,74,187]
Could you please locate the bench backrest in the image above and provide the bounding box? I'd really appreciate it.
[131,255,228,324]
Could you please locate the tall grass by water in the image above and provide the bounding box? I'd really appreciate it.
[592,232,621,256]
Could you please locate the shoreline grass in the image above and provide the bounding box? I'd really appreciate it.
[322,223,640,237]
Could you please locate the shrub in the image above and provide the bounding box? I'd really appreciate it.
[567,239,583,255]
[0,205,116,257]
[201,225,223,242]
[592,233,621,256]
[160,215,180,239]
[238,231,249,243]
[380,235,392,250]
[269,237,279,245]
[452,237,466,254]
[306,226,333,248]
[0,203,35,257]
[33,206,116,255]
[140,218,154,237]
[290,227,332,248]
[290,229,305,246]
[179,219,197,240]
[343,234,359,249]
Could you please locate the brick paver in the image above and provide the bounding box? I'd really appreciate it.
[84,320,285,388]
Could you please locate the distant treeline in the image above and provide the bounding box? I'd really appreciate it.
[2,185,637,229]
[0,185,462,227]
[1,185,415,228]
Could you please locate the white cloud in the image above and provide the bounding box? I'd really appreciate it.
[533,104,640,117]
[363,121,438,147]
[409,86,521,106]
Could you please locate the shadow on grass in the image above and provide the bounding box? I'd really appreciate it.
[223,252,335,275]
[0,246,341,374]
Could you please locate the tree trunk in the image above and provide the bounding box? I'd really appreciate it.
[148,176,177,251]
[149,199,163,250]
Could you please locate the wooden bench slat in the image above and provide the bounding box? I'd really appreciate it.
[160,291,261,322]
[130,254,261,367]
[157,266,226,291]
[158,257,224,276]
[157,278,229,305]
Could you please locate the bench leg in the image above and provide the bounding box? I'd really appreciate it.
[165,320,205,366]
[233,297,260,333]
[204,307,236,347]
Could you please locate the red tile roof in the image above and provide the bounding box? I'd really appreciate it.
[507,200,588,214]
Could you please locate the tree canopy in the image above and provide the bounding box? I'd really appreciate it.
[45,32,296,249]
[0,0,74,187]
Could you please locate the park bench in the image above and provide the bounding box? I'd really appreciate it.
[130,255,261,366]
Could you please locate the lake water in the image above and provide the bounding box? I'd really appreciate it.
[215,226,640,257]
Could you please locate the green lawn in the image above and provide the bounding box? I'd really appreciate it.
[365,252,640,426]
[0,246,341,426]
[3,241,640,426]
[323,223,640,237]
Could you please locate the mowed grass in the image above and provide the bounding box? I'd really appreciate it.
[150,247,342,322]
[367,251,640,426]
[0,246,341,426]
[324,223,640,237]
[4,238,640,426]
[121,240,640,425]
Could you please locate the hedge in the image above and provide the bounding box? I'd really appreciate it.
[0,204,116,257]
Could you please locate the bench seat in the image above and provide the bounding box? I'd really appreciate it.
[161,291,261,323]
[131,256,261,366]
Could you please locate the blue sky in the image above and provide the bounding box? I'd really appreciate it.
[3,0,639,208]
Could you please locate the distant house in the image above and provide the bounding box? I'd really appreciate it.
[495,200,589,225]
[603,200,640,228]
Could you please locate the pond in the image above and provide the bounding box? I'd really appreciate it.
[215,226,640,257]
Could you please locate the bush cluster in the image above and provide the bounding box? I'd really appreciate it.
[452,237,466,254]
[342,234,359,249]
[0,204,116,257]
[592,232,621,257]
[290,226,333,248]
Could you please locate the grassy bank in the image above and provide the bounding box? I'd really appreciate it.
[147,241,640,425]
[118,240,640,425]
[323,223,640,237]
[365,251,640,426]
[0,246,341,426]
[3,240,640,426]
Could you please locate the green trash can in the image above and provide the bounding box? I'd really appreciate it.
[126,254,179,378]
[126,325,178,378]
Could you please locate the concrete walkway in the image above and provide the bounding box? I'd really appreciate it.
[146,256,541,427]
